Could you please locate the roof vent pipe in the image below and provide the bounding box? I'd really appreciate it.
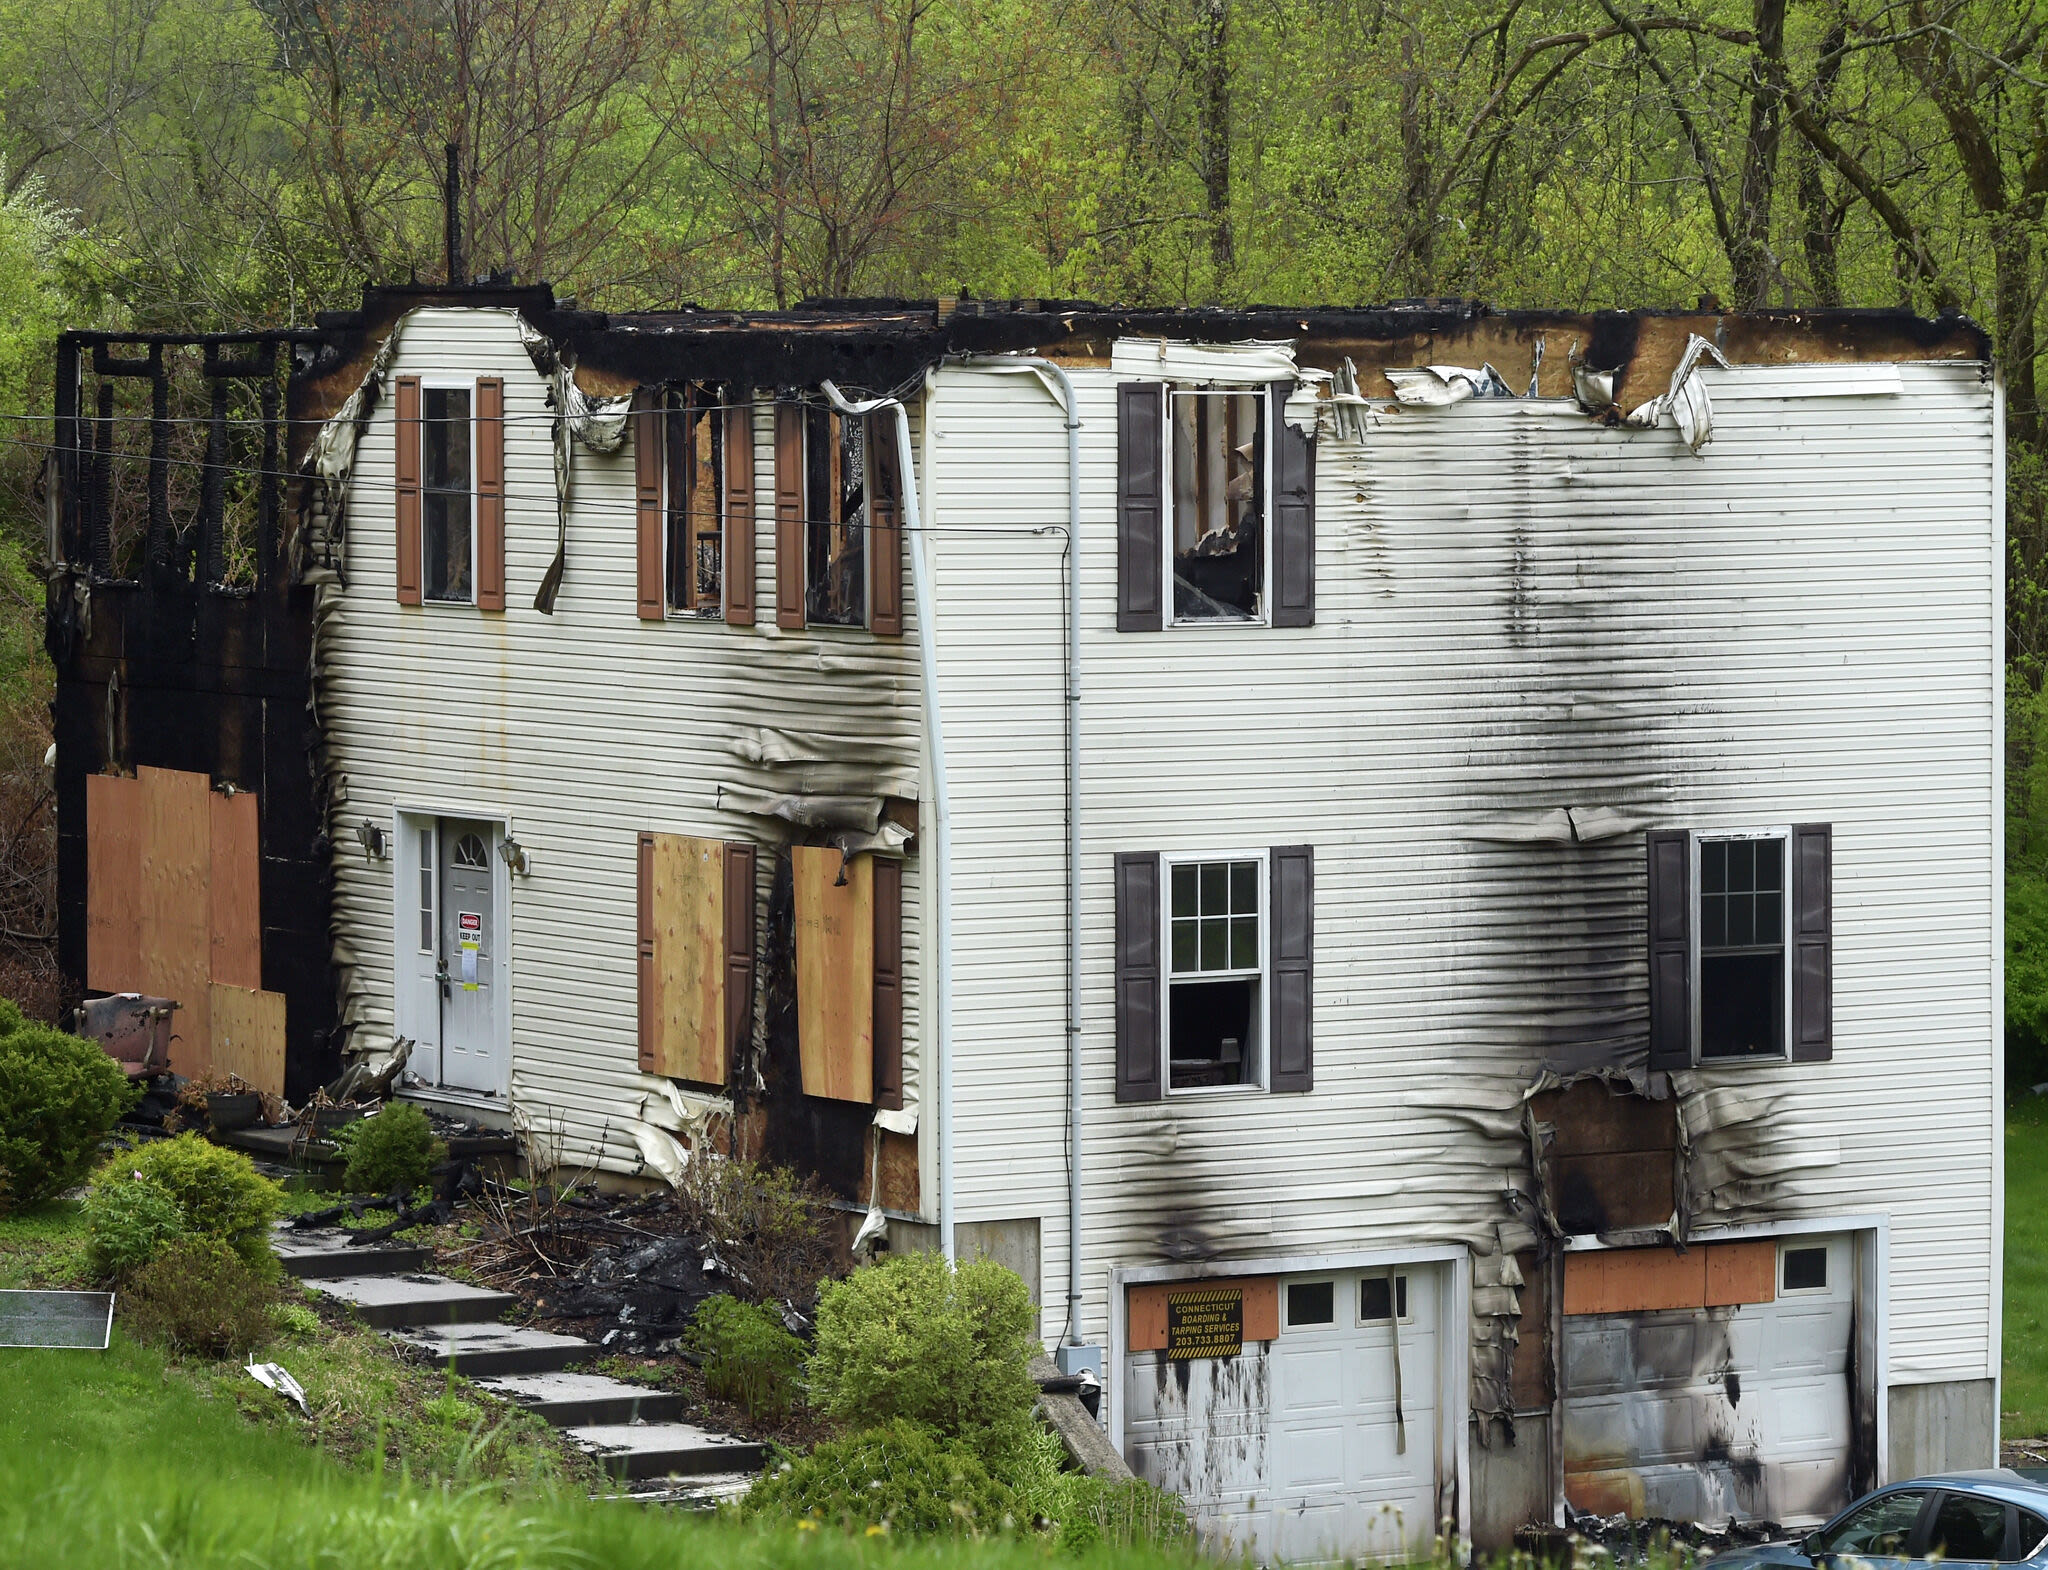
[820,378,955,1262]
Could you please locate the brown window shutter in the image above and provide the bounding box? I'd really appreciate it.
[636,831,658,1071]
[1117,383,1165,632]
[475,376,506,611]
[723,841,756,1083]
[1791,823,1833,1062]
[394,375,422,605]
[1268,844,1313,1092]
[868,414,904,637]
[724,393,756,625]
[1646,830,1692,1070]
[1115,851,1162,1102]
[1270,381,1314,628]
[634,390,664,620]
[872,856,904,1108]
[775,402,805,629]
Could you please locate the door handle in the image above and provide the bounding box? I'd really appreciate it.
[435,960,451,999]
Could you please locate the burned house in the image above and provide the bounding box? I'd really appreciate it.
[49,287,2002,1557]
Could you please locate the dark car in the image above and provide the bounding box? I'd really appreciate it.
[1704,1475,2048,1570]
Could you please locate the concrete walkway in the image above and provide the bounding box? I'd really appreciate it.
[278,1224,762,1502]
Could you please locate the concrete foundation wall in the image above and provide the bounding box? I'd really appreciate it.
[1889,1379,1997,1478]
[1469,1420,1553,1551]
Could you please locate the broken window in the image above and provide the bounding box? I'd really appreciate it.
[1286,1281,1334,1327]
[1697,833,1787,1060]
[1167,855,1263,1090]
[1359,1275,1409,1321]
[1170,387,1265,622]
[805,406,866,627]
[422,385,474,604]
[663,389,724,615]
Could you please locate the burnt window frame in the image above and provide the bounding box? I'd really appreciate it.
[804,403,868,629]
[1690,826,1793,1065]
[660,387,727,619]
[1160,847,1269,1095]
[419,375,477,607]
[1163,383,1271,627]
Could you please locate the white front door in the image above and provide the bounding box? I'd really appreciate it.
[396,814,506,1095]
[1124,1266,1444,1564]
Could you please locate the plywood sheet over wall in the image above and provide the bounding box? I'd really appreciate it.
[1127,1277,1280,1351]
[650,834,726,1085]
[85,767,273,1084]
[794,846,873,1103]
[1562,1241,1777,1316]
[210,983,285,1097]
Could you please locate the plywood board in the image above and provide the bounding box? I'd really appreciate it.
[1563,1242,1779,1316]
[138,766,212,1077]
[85,773,142,992]
[793,846,873,1103]
[651,834,725,1085]
[208,788,262,990]
[209,983,285,1099]
[1128,1277,1279,1352]
[1703,1240,1777,1306]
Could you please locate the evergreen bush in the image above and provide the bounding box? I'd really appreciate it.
[121,1235,278,1356]
[684,1294,805,1423]
[335,1102,444,1195]
[741,1420,1017,1536]
[0,1012,136,1213]
[80,1172,187,1280]
[84,1133,281,1273]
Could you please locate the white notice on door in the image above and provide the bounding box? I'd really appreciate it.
[460,937,479,988]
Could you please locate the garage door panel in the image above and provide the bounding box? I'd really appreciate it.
[1277,1424,1346,1489]
[1275,1348,1344,1416]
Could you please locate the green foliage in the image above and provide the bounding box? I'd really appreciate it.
[1007,1422,1193,1553]
[0,1015,137,1213]
[334,1103,444,1196]
[267,1299,321,1337]
[85,1134,281,1272]
[742,1420,1019,1537]
[807,1251,1039,1471]
[679,1157,839,1308]
[684,1294,804,1423]
[120,1235,278,1356]
[80,1173,188,1280]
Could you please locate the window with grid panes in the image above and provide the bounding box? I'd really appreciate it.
[1167,856,1264,1089]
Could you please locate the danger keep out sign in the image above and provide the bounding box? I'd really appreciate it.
[1165,1286,1244,1361]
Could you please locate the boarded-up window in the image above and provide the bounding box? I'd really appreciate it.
[793,845,888,1103]
[635,833,754,1087]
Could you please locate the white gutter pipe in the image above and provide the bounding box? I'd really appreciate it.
[821,379,955,1261]
[953,356,1083,1348]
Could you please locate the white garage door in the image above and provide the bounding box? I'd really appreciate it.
[1562,1234,1855,1525]
[1125,1266,1443,1563]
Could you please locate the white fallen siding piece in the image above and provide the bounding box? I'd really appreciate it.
[922,356,1997,1407]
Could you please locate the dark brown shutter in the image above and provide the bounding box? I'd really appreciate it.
[1791,823,1833,1062]
[636,832,657,1072]
[868,414,904,637]
[1269,844,1314,1092]
[394,375,422,605]
[634,391,664,620]
[724,393,756,625]
[1270,381,1314,628]
[723,841,756,1083]
[775,401,805,629]
[872,856,904,1109]
[1115,851,1162,1102]
[475,376,506,611]
[1117,382,1165,632]
[1646,830,1692,1070]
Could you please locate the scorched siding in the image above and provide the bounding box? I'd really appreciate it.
[924,359,1997,1395]
[321,308,927,1179]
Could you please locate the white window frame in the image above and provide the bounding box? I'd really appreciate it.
[1357,1272,1413,1325]
[1689,826,1794,1065]
[419,375,478,609]
[660,392,727,622]
[1162,383,1272,629]
[1160,847,1270,1096]
[1778,1239,1833,1296]
[1282,1278,1338,1330]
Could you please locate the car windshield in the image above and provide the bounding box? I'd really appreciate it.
[1818,1491,1926,1558]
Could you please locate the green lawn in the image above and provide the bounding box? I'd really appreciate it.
[2009,1100,2048,1437]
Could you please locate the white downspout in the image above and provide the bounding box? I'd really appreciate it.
[820,379,955,1261]
[952,356,1083,1349]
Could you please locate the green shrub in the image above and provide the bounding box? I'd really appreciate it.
[678,1157,838,1308]
[268,1300,321,1337]
[685,1294,804,1423]
[85,1133,281,1271]
[120,1235,278,1356]
[80,1171,188,1280]
[334,1103,445,1195]
[808,1250,1038,1471]
[0,1017,136,1213]
[742,1420,1017,1536]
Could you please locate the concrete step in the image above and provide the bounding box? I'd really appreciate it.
[307,1272,519,1329]
[567,1422,767,1481]
[603,1470,758,1507]
[472,1370,686,1428]
[391,1322,601,1377]
[273,1227,430,1280]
